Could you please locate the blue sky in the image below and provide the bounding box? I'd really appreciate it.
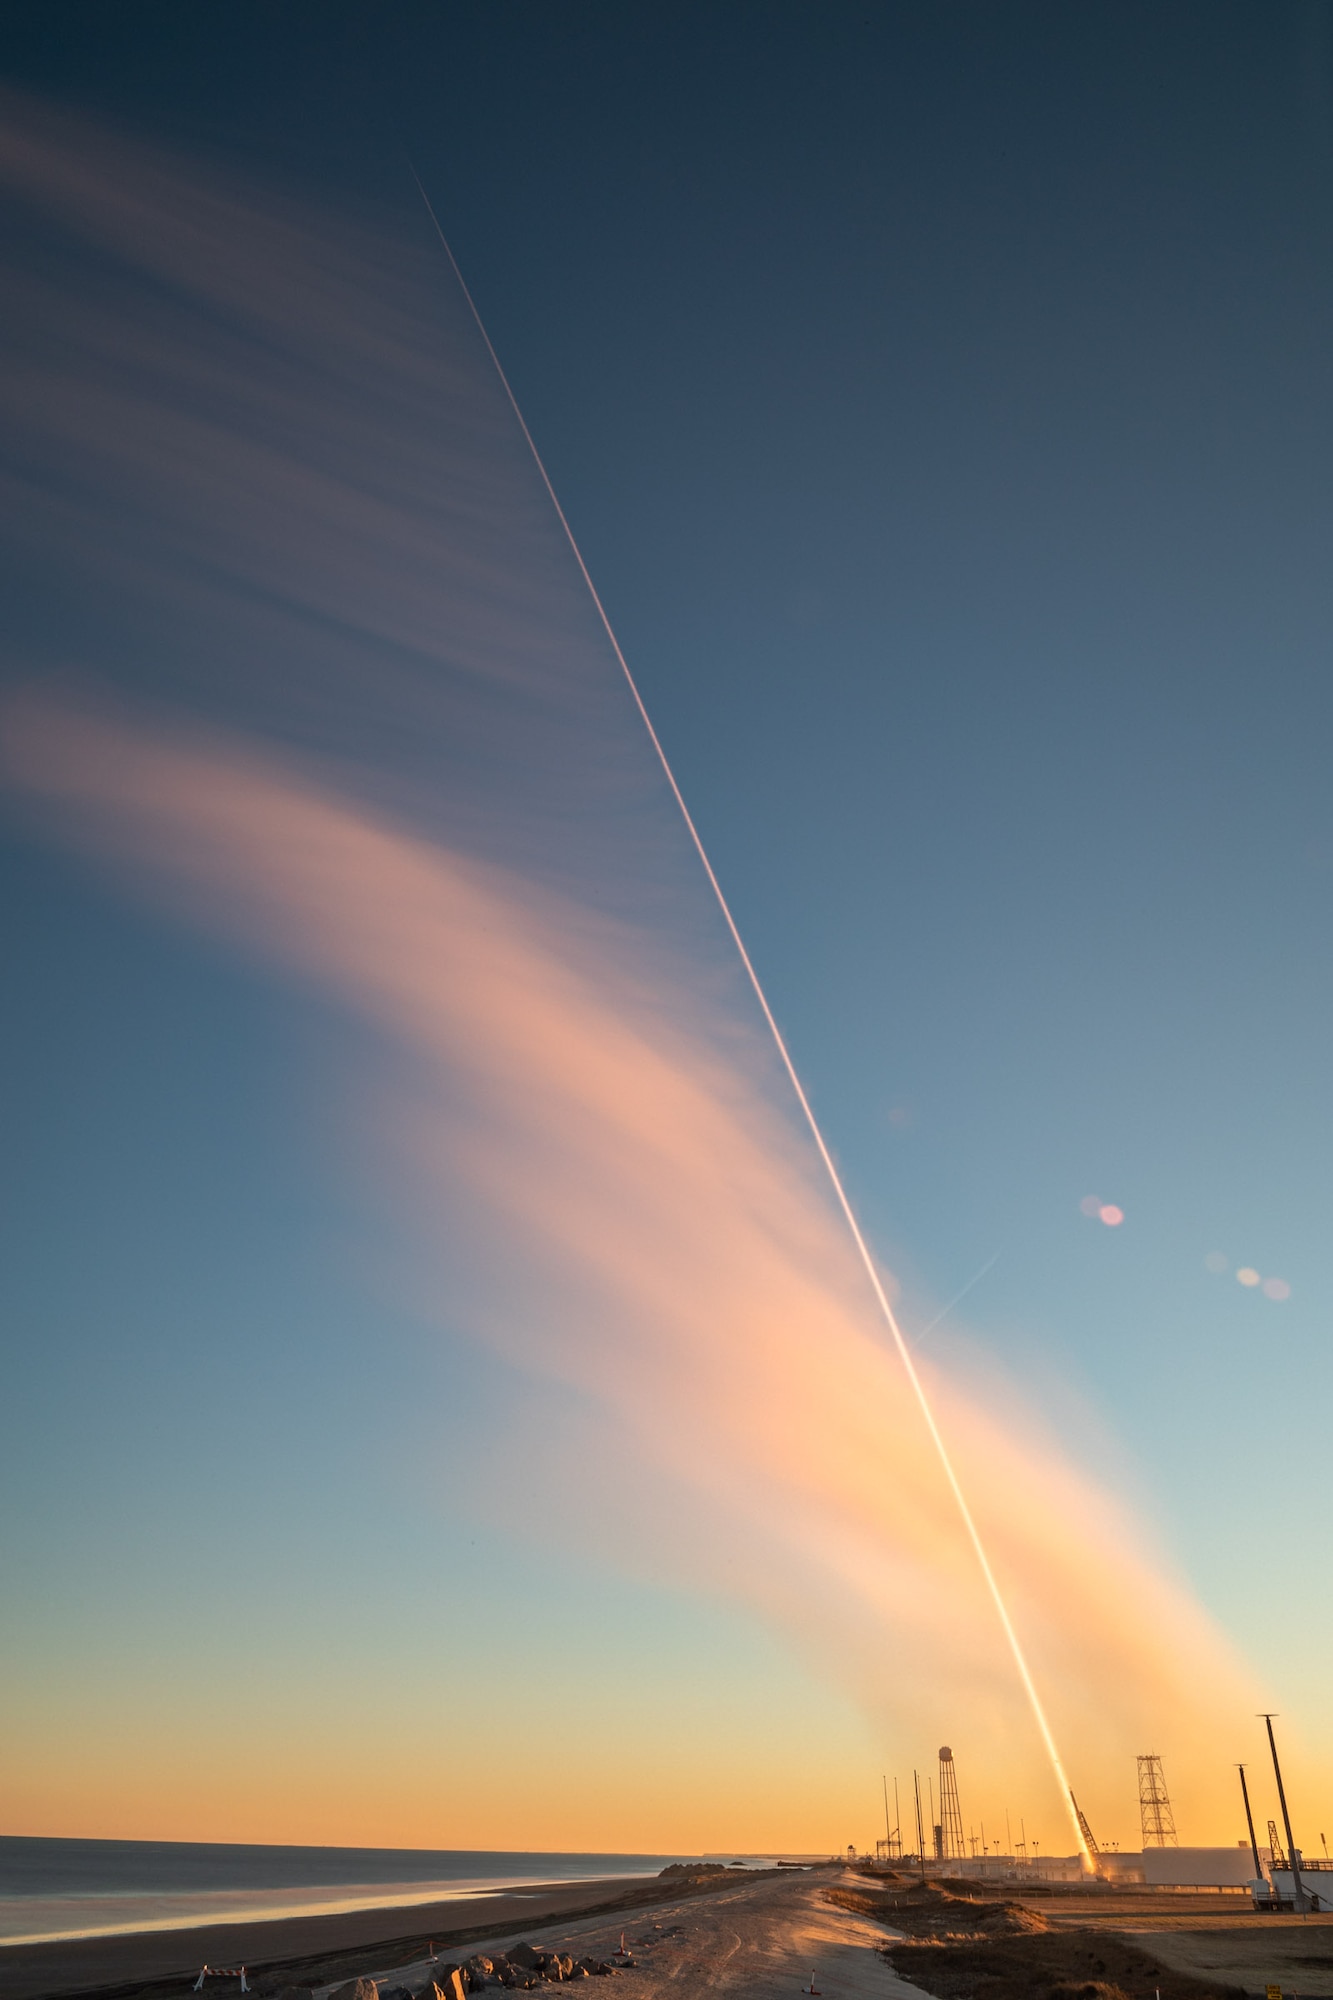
[2,4,1332,1855]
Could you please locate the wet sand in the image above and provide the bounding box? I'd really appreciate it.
[0,1877,664,2000]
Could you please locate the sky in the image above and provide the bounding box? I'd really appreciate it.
[1,2,1332,1860]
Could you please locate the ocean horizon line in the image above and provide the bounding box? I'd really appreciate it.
[0,1838,809,1947]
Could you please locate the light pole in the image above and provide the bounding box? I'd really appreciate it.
[1261,1715,1309,1912]
[1237,1765,1262,1885]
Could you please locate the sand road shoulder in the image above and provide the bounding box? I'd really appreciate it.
[343,1871,926,2000]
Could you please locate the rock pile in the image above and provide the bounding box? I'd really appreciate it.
[655,1864,735,1886]
[330,1948,624,2000]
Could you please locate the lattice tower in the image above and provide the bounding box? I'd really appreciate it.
[1137,1753,1178,1847]
[1268,1818,1286,1868]
[938,1746,966,1861]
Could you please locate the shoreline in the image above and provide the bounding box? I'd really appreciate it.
[0,1875,669,1951]
[0,1870,779,2000]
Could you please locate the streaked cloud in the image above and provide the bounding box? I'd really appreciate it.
[0,89,1270,1844]
[1,689,1260,1836]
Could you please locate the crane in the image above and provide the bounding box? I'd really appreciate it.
[1071,1792,1102,1874]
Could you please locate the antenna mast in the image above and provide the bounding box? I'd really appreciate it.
[1237,1766,1262,1881]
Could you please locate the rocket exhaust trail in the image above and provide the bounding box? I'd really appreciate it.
[411,170,1089,1867]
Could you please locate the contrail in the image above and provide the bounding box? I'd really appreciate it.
[409,168,1089,1867]
[914,1253,1000,1345]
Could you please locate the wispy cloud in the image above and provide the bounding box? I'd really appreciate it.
[1,689,1259,1835]
[0,90,1263,1842]
[0,86,682,928]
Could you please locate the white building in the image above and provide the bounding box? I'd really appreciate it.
[1140,1846,1256,1888]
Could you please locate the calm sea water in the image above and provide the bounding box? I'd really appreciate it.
[0,1838,710,1946]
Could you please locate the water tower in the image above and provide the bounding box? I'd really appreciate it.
[938,1746,965,1861]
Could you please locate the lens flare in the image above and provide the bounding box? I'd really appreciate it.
[1098,1204,1124,1227]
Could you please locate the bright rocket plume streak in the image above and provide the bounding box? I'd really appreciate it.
[411,172,1090,1866]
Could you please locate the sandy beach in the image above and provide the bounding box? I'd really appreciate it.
[0,1877,665,2000]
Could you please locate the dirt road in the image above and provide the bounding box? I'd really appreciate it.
[347,1871,925,2000]
[1011,1884,1333,1993]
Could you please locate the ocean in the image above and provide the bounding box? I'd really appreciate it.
[0,1838,707,1947]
